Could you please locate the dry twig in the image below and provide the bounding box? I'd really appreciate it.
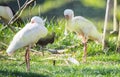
[17,0,21,10]
[102,0,110,50]
[7,0,35,33]
[0,42,8,47]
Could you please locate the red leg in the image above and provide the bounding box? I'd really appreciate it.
[25,45,30,72]
[78,34,88,63]
[41,46,44,56]
[82,41,87,63]
[82,37,87,63]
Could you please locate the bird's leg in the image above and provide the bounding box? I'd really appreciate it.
[40,46,44,56]
[82,37,87,63]
[25,45,31,72]
[41,46,44,56]
[83,42,87,63]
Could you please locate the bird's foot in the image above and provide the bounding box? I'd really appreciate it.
[7,52,13,56]
[82,54,87,63]
[82,58,87,63]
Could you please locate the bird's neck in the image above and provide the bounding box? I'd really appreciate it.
[66,18,72,22]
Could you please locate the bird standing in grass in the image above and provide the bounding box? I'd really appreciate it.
[6,16,48,71]
[0,3,14,23]
[64,9,102,62]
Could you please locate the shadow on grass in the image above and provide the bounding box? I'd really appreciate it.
[53,66,120,76]
[81,67,120,76]
[0,70,49,77]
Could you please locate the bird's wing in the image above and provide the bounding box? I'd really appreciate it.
[6,23,47,55]
[74,16,97,34]
[74,16,102,42]
[14,23,47,47]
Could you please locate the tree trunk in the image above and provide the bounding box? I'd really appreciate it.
[102,0,111,50]
[113,0,118,31]
[116,21,120,52]
[110,0,119,36]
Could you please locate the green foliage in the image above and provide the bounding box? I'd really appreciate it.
[117,6,120,20]
[0,0,13,3]
[81,0,106,9]
[0,18,120,77]
[21,0,68,18]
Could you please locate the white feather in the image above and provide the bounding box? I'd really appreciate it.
[0,6,13,23]
[68,57,80,65]
[64,9,102,43]
[6,16,48,55]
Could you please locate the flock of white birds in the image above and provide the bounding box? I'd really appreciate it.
[0,5,102,72]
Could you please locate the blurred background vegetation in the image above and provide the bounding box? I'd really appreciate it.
[0,0,106,20]
[0,0,119,22]
[0,0,119,18]
[0,0,119,28]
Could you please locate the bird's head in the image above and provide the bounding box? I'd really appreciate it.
[30,16,46,25]
[64,9,74,20]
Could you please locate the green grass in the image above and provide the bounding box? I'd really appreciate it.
[0,18,120,77]
[0,51,120,77]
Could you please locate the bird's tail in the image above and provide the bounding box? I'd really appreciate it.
[6,46,14,56]
[95,33,103,44]
[6,43,17,56]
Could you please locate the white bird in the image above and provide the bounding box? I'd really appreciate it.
[6,16,48,71]
[64,9,102,62]
[0,3,22,24]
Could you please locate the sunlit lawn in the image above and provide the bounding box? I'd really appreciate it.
[1,49,120,77]
[0,18,120,76]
